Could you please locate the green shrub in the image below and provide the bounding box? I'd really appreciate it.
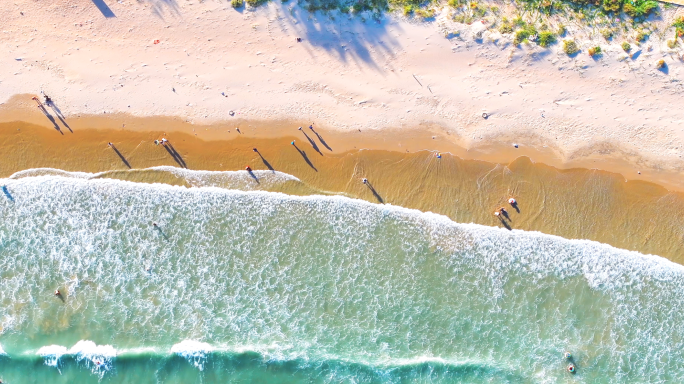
[513,23,537,45]
[245,0,268,6]
[563,40,579,55]
[673,16,684,38]
[403,4,413,15]
[415,8,435,18]
[473,4,487,17]
[231,0,244,8]
[623,0,657,18]
[538,31,556,47]
[622,41,631,51]
[557,24,567,36]
[601,0,623,13]
[453,14,473,24]
[447,0,463,8]
[667,39,678,49]
[500,23,514,34]
[514,30,529,45]
[636,29,649,42]
[601,28,614,40]
[588,46,602,56]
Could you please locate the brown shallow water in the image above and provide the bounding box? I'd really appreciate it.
[2,121,684,262]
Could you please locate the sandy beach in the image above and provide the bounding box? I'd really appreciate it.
[2,0,684,186]
[2,120,683,261]
[3,2,684,381]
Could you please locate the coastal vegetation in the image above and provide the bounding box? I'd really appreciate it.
[588,45,602,56]
[674,16,684,38]
[563,39,579,54]
[230,0,684,60]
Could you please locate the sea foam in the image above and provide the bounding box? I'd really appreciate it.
[37,345,68,367]
[171,340,214,371]
[2,175,684,383]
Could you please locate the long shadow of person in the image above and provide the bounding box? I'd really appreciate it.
[511,201,520,213]
[310,126,332,151]
[246,167,260,184]
[153,223,169,241]
[163,142,187,168]
[253,148,275,172]
[364,181,384,204]
[36,103,63,135]
[292,143,317,171]
[2,186,14,202]
[498,216,512,230]
[46,101,72,133]
[109,144,131,169]
[55,290,65,303]
[300,129,322,155]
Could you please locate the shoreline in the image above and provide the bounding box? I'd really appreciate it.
[3,95,684,192]
[2,118,684,262]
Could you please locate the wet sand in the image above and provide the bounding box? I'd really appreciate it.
[3,94,684,192]
[2,120,684,262]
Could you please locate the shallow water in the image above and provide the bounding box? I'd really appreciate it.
[0,176,683,383]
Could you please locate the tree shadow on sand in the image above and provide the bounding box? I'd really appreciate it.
[90,0,116,18]
[143,0,180,19]
[271,3,402,72]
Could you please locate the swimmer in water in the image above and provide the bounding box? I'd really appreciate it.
[153,222,158,227]
[54,290,60,296]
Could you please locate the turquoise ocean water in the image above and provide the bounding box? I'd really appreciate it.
[0,174,683,383]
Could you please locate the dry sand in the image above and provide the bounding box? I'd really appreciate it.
[2,0,684,186]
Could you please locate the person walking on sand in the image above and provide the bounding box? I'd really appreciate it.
[509,198,516,205]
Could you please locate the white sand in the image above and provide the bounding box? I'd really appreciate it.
[2,0,684,174]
